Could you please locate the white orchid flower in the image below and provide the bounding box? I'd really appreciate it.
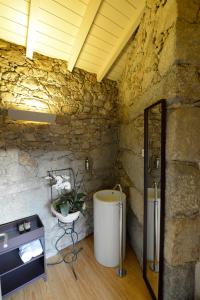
[45,176,53,180]
[52,176,63,189]
[59,181,71,190]
[63,181,71,190]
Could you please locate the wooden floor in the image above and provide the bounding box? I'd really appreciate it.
[147,261,159,298]
[7,236,151,300]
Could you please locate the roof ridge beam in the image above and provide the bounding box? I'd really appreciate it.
[68,0,103,72]
[26,0,40,59]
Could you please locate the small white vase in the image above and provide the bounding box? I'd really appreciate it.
[51,204,80,223]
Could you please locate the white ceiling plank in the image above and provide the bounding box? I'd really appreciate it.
[0,3,28,26]
[76,58,99,74]
[0,0,29,15]
[36,32,72,54]
[105,0,135,19]
[49,0,87,17]
[90,24,117,45]
[97,5,145,82]
[40,0,82,27]
[0,17,27,37]
[38,9,79,37]
[36,21,75,46]
[99,2,130,29]
[0,28,26,46]
[26,0,40,59]
[68,0,103,72]
[35,41,70,61]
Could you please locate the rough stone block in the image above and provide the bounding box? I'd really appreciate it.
[156,0,177,36]
[33,58,53,72]
[195,262,200,300]
[129,186,144,225]
[175,64,200,104]
[158,29,176,76]
[165,161,200,217]
[177,0,200,24]
[164,216,200,266]
[46,85,62,97]
[119,115,144,155]
[32,90,49,100]
[121,150,144,193]
[167,107,200,162]
[163,261,195,300]
[1,49,26,65]
[2,71,19,82]
[21,78,39,90]
[32,68,47,79]
[18,151,38,173]
[47,72,66,85]
[0,40,10,50]
[127,208,143,266]
[1,92,13,103]
[34,151,73,177]
[176,19,200,65]
[90,145,117,170]
[15,66,33,76]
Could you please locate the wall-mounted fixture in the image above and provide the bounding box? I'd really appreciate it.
[85,157,90,172]
[8,109,56,123]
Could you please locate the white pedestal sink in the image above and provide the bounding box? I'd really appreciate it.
[93,189,126,267]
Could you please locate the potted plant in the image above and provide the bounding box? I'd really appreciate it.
[46,173,86,223]
[51,190,86,223]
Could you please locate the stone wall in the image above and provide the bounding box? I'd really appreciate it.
[117,0,177,264]
[117,0,200,299]
[0,39,118,257]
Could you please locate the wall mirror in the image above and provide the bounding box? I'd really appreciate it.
[143,99,166,300]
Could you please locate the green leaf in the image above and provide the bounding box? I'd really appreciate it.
[53,189,86,216]
[60,202,69,216]
[76,193,86,201]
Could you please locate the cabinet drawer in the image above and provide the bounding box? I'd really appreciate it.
[1,257,45,297]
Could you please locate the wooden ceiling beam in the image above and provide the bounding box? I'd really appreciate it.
[68,0,103,72]
[97,6,145,82]
[26,0,40,59]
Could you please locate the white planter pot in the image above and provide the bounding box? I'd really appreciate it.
[51,203,80,223]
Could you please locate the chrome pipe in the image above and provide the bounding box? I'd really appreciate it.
[151,182,159,273]
[113,184,126,277]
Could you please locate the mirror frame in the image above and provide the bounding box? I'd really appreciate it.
[143,99,166,300]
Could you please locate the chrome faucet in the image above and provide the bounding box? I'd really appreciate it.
[0,233,8,248]
[113,183,122,194]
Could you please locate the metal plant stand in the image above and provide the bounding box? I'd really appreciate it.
[48,219,82,280]
[47,167,84,280]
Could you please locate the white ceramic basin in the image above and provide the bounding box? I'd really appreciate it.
[94,189,126,203]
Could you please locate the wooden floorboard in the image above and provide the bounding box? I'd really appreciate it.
[7,236,151,300]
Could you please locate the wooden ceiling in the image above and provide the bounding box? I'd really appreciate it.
[0,0,145,81]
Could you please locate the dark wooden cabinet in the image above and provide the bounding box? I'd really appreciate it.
[0,215,46,298]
